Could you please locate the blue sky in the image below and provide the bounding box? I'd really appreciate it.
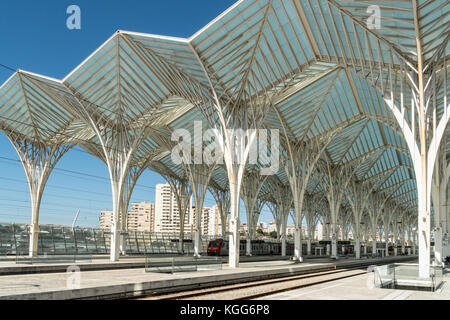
[0,0,294,228]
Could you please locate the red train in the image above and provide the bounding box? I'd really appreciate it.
[207,239,294,256]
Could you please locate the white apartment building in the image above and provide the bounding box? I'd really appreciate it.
[100,202,155,232]
[154,184,194,234]
[193,206,220,236]
[127,201,155,232]
[316,222,326,241]
[210,205,228,236]
[208,206,218,236]
[100,210,116,230]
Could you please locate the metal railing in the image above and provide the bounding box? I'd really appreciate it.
[145,256,223,274]
[0,222,220,256]
[374,263,444,291]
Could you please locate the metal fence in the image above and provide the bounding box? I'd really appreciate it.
[0,223,220,256]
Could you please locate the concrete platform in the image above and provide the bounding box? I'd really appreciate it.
[0,254,293,276]
[0,255,415,300]
[258,267,450,300]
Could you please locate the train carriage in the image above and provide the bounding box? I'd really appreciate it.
[207,239,295,256]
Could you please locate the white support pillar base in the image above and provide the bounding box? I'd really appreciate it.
[194,230,201,258]
[355,238,361,259]
[281,236,286,257]
[119,234,127,256]
[229,218,240,268]
[307,238,312,256]
[110,226,120,262]
[246,236,252,256]
[293,228,302,261]
[331,233,338,259]
[29,224,39,257]
[434,228,443,265]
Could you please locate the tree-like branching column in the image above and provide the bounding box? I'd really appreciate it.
[354,30,447,278]
[394,210,410,256]
[252,198,266,238]
[339,206,353,242]
[157,168,192,255]
[241,171,267,256]
[68,104,150,262]
[266,200,282,243]
[367,192,389,257]
[281,134,335,261]
[81,133,168,257]
[6,134,71,256]
[406,215,418,255]
[269,180,293,257]
[346,181,371,259]
[431,142,449,265]
[323,3,448,277]
[184,164,217,257]
[189,3,299,266]
[316,159,366,259]
[321,210,332,248]
[303,193,325,256]
[381,202,399,257]
[360,213,370,256]
[64,32,212,261]
[209,185,230,238]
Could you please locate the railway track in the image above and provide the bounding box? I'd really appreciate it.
[134,266,369,300]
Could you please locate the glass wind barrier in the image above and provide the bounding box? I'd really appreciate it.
[0,223,227,256]
[373,264,396,289]
[15,253,93,265]
[0,222,300,257]
[374,263,445,292]
[145,256,223,274]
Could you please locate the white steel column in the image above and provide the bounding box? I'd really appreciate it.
[304,194,325,256]
[69,109,148,262]
[281,134,335,262]
[318,157,368,259]
[268,181,293,257]
[209,187,231,238]
[241,171,267,256]
[160,170,193,255]
[432,150,449,265]
[367,193,388,257]
[6,136,71,257]
[185,164,216,258]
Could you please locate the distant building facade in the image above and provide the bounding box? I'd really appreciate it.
[154,184,194,234]
[100,210,115,230]
[100,184,225,235]
[100,201,155,232]
[127,201,155,232]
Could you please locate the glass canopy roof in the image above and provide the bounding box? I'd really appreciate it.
[0,0,448,215]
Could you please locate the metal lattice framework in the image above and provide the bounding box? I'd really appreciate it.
[0,0,448,275]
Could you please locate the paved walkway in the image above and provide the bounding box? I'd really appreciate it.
[259,269,450,300]
[0,255,415,299]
